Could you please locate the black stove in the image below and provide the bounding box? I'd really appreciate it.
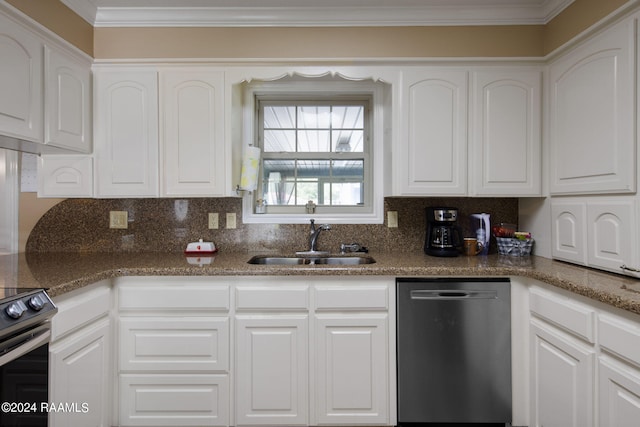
[0,287,57,427]
[0,288,57,343]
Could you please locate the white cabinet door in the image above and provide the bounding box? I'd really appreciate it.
[471,68,541,196]
[161,69,225,197]
[94,68,159,197]
[530,320,595,427]
[549,18,635,195]
[37,154,93,197]
[0,13,43,142]
[599,357,640,427]
[44,46,91,153]
[49,318,111,427]
[236,315,309,425]
[587,199,636,273]
[551,200,587,265]
[314,314,389,425]
[396,68,467,195]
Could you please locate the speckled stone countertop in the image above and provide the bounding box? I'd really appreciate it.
[2,251,640,315]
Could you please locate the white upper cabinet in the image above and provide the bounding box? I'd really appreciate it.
[396,68,468,195]
[38,154,93,198]
[94,68,159,197]
[44,46,92,153]
[551,196,640,278]
[396,66,541,197]
[160,69,226,197]
[0,13,43,142]
[549,17,636,195]
[470,68,541,196]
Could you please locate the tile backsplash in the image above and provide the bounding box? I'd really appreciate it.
[26,197,518,253]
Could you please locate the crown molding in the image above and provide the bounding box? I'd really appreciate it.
[60,0,575,27]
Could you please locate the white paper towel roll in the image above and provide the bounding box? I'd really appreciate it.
[239,146,261,191]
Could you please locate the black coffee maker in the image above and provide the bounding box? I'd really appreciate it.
[424,207,463,257]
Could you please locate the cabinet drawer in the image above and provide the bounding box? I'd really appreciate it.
[599,314,640,366]
[120,317,229,372]
[118,281,229,311]
[235,286,309,310]
[529,288,595,343]
[51,283,110,341]
[314,285,388,310]
[119,374,229,426]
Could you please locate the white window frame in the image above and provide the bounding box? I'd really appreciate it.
[241,77,387,224]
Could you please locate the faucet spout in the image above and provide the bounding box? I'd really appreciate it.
[310,222,331,252]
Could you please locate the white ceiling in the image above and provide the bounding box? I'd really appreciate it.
[60,0,575,27]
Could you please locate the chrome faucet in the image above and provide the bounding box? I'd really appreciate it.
[297,219,331,255]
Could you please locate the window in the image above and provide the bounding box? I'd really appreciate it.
[259,99,370,212]
[238,74,388,224]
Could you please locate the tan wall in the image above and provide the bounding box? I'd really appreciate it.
[93,0,631,60]
[7,0,630,60]
[18,193,63,252]
[93,25,545,59]
[6,0,93,56]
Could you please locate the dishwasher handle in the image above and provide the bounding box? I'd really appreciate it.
[410,289,498,300]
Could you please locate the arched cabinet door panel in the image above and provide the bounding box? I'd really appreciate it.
[94,68,159,197]
[396,68,468,195]
[160,69,226,197]
[549,18,635,195]
[0,13,43,142]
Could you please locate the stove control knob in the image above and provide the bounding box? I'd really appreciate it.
[6,300,27,319]
[28,295,45,311]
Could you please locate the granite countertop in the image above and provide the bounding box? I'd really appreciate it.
[2,251,640,315]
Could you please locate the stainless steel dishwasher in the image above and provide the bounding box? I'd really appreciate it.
[396,278,512,426]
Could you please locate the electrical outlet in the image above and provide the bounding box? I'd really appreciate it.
[226,213,237,229]
[387,211,398,228]
[109,211,128,229]
[208,213,219,229]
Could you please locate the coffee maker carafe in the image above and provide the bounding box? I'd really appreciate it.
[424,207,463,257]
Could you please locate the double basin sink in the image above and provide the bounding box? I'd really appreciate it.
[248,255,376,265]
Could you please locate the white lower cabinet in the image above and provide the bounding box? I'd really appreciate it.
[314,314,388,424]
[233,277,394,426]
[528,281,640,427]
[50,318,111,427]
[529,285,596,427]
[598,356,640,427]
[530,320,595,427]
[235,315,309,425]
[49,282,112,427]
[116,277,231,427]
[87,276,395,427]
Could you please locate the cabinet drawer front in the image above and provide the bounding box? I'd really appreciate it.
[529,288,595,343]
[599,314,640,366]
[235,286,309,310]
[120,374,229,426]
[120,317,229,372]
[119,283,230,311]
[52,284,110,341]
[314,285,388,310]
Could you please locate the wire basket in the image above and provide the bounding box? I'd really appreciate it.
[496,237,534,256]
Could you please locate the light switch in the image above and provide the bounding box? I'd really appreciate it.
[226,213,237,229]
[387,211,398,228]
[208,213,219,229]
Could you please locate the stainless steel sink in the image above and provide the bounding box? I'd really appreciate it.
[247,255,376,265]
